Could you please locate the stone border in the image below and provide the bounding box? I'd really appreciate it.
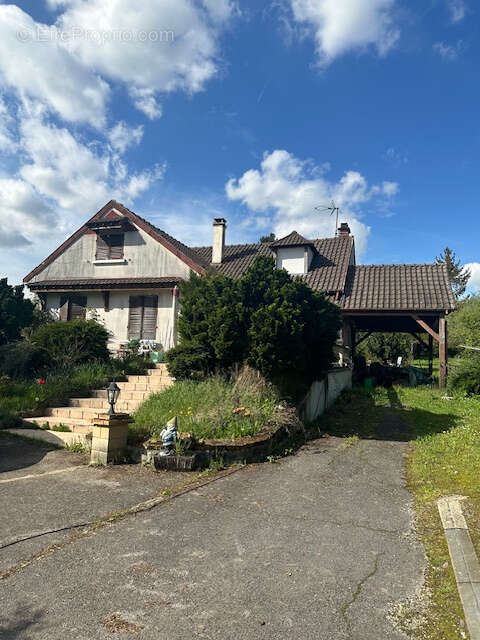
[437,495,480,639]
[136,422,303,471]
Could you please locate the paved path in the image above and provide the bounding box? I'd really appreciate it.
[0,434,424,639]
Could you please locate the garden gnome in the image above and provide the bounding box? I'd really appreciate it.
[159,417,178,456]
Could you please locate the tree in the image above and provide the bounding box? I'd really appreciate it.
[259,232,276,243]
[448,295,480,352]
[167,256,341,395]
[435,247,470,300]
[0,278,34,345]
[357,332,412,364]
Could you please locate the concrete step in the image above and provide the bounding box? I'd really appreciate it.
[69,397,142,411]
[46,406,103,421]
[23,417,93,433]
[147,368,171,378]
[116,381,172,392]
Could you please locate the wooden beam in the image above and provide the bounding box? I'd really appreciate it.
[412,315,440,342]
[439,316,447,389]
[354,330,374,349]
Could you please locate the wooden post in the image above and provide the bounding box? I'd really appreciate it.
[428,333,433,377]
[439,316,447,389]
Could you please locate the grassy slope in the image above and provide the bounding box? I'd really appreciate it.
[0,361,130,428]
[132,372,282,442]
[319,385,480,639]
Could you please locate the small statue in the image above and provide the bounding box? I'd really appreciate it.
[159,417,177,456]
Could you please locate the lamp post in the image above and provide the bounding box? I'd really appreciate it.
[107,380,120,415]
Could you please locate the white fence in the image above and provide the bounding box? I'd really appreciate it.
[299,367,352,423]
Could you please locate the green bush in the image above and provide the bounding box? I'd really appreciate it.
[166,344,212,380]
[448,353,480,396]
[0,279,34,345]
[31,320,110,368]
[0,341,49,378]
[170,256,341,395]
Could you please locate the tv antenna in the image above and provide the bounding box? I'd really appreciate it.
[315,201,340,237]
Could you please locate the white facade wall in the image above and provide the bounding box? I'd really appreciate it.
[276,247,306,274]
[46,289,177,351]
[30,225,192,283]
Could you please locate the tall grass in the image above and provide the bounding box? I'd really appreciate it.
[0,360,129,429]
[133,368,282,442]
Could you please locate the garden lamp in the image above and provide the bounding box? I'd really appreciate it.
[107,380,120,415]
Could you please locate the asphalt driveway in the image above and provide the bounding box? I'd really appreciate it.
[0,432,424,639]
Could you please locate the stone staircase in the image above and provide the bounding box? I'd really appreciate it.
[24,364,173,435]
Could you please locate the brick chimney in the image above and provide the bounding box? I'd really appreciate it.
[338,222,351,238]
[212,218,226,264]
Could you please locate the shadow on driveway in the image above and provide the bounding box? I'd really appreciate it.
[0,432,61,474]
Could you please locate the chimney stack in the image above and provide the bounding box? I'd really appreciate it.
[338,223,351,238]
[212,218,226,264]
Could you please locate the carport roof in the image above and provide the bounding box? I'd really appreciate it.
[340,264,456,312]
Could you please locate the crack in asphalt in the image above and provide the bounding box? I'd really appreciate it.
[339,552,384,636]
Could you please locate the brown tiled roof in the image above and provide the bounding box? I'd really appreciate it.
[192,235,355,293]
[270,231,314,248]
[340,264,456,311]
[29,277,183,291]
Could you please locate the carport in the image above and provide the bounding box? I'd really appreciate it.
[339,264,457,388]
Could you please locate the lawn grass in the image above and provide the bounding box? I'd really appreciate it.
[132,368,283,443]
[317,384,480,639]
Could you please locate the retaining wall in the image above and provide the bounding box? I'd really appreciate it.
[299,367,352,423]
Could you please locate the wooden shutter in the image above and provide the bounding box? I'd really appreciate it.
[128,296,143,340]
[59,295,69,321]
[108,234,124,260]
[142,296,158,340]
[95,234,109,260]
[68,295,87,321]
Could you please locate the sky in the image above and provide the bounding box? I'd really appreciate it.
[0,0,479,289]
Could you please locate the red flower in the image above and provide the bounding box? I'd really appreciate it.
[37,379,45,385]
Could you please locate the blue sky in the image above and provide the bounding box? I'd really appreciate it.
[0,0,479,288]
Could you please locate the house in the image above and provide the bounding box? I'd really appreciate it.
[24,200,456,385]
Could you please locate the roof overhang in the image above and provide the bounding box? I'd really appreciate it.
[28,277,183,292]
[86,219,135,233]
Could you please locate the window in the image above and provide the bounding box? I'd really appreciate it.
[128,295,158,340]
[95,233,124,260]
[59,295,87,321]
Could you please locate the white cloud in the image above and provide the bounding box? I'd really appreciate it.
[129,87,163,120]
[0,95,17,151]
[447,0,467,23]
[382,181,399,196]
[0,5,110,127]
[0,1,234,126]
[433,40,463,61]
[0,178,56,244]
[226,150,400,258]
[108,121,144,153]
[465,263,480,291]
[56,0,235,116]
[18,112,164,213]
[288,0,400,65]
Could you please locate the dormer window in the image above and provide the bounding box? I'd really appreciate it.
[270,231,316,275]
[95,233,124,261]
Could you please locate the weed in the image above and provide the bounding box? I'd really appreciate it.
[343,435,360,447]
[50,423,71,433]
[64,441,85,453]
